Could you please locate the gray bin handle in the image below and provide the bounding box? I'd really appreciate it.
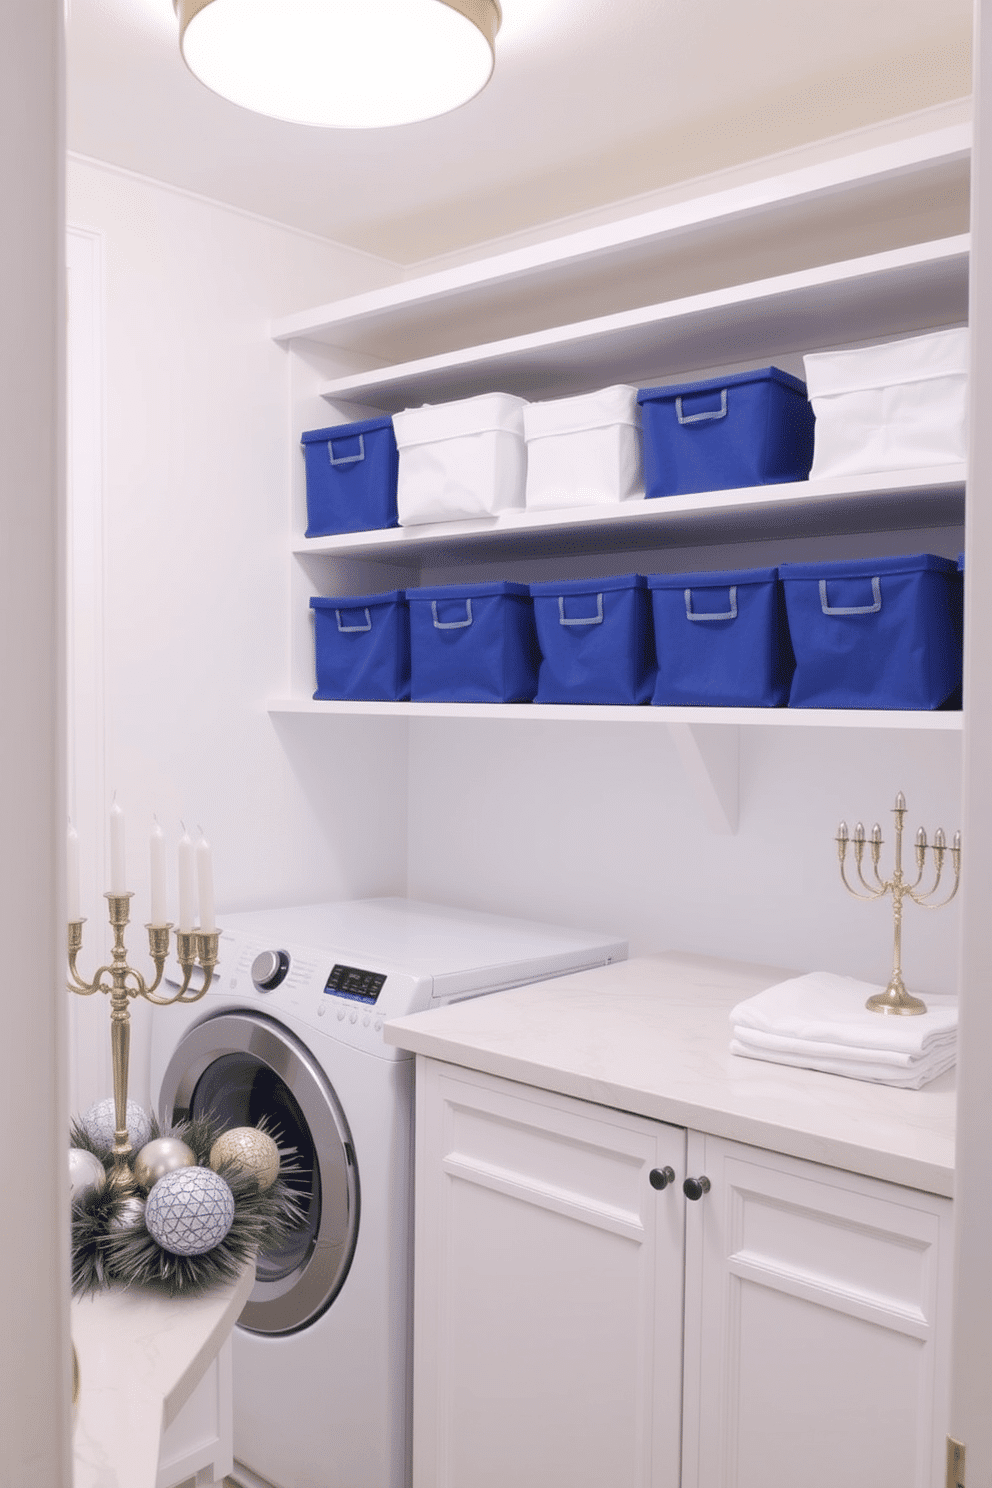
[558,593,604,626]
[684,585,737,621]
[328,433,366,466]
[676,388,727,425]
[432,598,473,630]
[819,576,882,615]
[336,606,372,633]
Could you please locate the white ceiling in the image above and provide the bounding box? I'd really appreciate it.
[66,0,973,266]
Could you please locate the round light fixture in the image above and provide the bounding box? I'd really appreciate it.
[174,0,502,129]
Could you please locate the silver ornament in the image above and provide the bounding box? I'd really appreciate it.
[68,1147,107,1199]
[145,1167,235,1256]
[209,1127,280,1191]
[108,1196,146,1233]
[133,1137,196,1191]
[82,1098,153,1155]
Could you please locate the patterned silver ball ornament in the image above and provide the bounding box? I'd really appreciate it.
[108,1196,146,1233]
[144,1167,235,1256]
[133,1137,196,1191]
[209,1127,281,1191]
[68,1146,107,1199]
[82,1098,153,1155]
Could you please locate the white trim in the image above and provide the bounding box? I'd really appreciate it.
[66,150,405,271]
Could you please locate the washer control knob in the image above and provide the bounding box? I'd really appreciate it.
[251,949,290,992]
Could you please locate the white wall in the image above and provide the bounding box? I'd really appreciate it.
[66,158,410,1111]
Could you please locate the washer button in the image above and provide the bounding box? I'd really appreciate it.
[317,1003,326,1017]
[349,1011,358,1024]
[374,1020,382,1032]
[337,1008,345,1022]
[362,1014,370,1028]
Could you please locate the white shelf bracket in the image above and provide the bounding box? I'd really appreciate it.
[666,722,740,835]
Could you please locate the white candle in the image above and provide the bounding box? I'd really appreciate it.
[178,826,195,932]
[150,818,167,925]
[109,799,126,894]
[67,821,80,921]
[196,832,216,934]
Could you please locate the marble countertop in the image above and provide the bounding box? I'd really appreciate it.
[72,1260,255,1488]
[384,952,955,1197]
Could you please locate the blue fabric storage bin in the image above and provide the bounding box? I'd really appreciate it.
[637,367,815,499]
[310,592,410,701]
[408,582,539,703]
[648,567,794,707]
[302,417,399,537]
[779,554,962,710]
[529,574,655,704]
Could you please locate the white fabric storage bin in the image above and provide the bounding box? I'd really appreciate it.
[523,384,643,510]
[803,327,969,479]
[393,393,528,525]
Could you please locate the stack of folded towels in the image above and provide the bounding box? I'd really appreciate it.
[729,972,957,1089]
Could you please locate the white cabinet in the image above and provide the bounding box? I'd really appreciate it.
[413,1060,952,1488]
[681,1132,952,1488]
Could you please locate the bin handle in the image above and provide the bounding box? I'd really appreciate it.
[684,585,737,621]
[819,577,882,616]
[558,593,604,626]
[432,598,473,630]
[328,433,366,467]
[676,388,727,425]
[336,607,372,633]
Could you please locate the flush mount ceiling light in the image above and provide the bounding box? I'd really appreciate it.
[173,0,502,129]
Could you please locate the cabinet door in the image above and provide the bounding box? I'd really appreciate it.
[681,1133,953,1488]
[413,1059,687,1488]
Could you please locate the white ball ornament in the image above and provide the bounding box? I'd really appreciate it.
[145,1167,235,1256]
[68,1147,107,1199]
[209,1127,281,1191]
[133,1137,196,1191]
[82,1098,152,1155]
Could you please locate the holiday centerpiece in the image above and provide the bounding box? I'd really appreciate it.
[67,804,299,1295]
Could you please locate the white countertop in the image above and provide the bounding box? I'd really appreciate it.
[384,953,955,1197]
[72,1260,255,1488]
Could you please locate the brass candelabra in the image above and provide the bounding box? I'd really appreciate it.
[67,895,219,1188]
[836,792,961,1016]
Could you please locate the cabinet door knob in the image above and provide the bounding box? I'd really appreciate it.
[649,1166,675,1190]
[683,1175,711,1201]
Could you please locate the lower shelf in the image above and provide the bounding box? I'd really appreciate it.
[268,698,963,730]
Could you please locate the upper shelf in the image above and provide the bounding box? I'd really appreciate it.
[271,126,969,367]
[312,236,969,414]
[293,465,966,566]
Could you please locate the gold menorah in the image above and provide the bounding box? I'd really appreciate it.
[68,895,219,1190]
[835,792,961,1016]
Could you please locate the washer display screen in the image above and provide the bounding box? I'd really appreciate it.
[324,963,386,1003]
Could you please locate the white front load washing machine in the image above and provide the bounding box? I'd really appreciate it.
[149,897,626,1488]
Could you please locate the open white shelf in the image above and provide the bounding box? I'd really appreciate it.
[276,126,970,834]
[293,464,966,565]
[268,698,962,729]
[272,125,969,367]
[313,237,969,414]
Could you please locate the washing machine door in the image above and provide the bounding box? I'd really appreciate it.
[157,1010,359,1336]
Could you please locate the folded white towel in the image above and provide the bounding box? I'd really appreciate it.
[730,1024,956,1069]
[729,972,957,1055]
[728,1037,955,1089]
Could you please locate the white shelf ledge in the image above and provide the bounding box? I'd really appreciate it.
[293,465,966,565]
[268,699,963,730]
[314,237,969,414]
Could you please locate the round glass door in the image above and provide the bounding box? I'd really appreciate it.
[158,1011,359,1334]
